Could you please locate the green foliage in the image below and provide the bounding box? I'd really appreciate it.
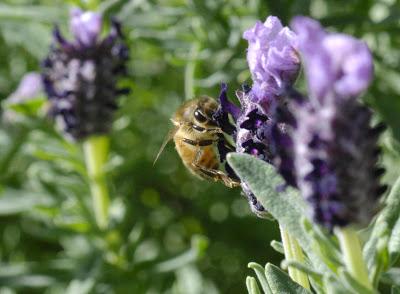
[1,0,400,293]
[228,153,400,293]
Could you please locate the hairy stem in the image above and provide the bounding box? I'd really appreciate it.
[83,135,110,230]
[336,226,373,290]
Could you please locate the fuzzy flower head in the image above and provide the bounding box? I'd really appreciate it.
[288,17,384,229]
[243,16,300,104]
[291,16,373,103]
[42,8,129,140]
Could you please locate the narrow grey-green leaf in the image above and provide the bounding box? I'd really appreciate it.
[0,189,53,215]
[338,269,376,294]
[227,153,327,273]
[270,240,284,255]
[264,263,311,294]
[248,262,272,294]
[246,276,262,294]
[364,175,400,274]
[324,275,352,294]
[389,217,400,264]
[282,260,322,279]
[381,268,400,286]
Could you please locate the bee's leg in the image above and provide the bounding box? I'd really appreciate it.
[192,162,240,188]
[190,123,222,134]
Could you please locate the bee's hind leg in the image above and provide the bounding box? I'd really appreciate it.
[192,162,240,188]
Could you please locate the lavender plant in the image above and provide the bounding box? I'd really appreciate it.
[219,15,399,294]
[41,8,129,229]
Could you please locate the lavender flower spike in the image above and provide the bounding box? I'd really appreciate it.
[291,16,373,102]
[42,8,129,140]
[243,16,300,103]
[289,17,384,229]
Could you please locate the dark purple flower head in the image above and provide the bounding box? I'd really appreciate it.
[42,9,129,140]
[288,17,384,229]
[291,16,373,102]
[243,16,300,103]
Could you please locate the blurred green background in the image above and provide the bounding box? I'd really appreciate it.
[0,0,400,293]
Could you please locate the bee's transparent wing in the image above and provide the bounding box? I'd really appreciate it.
[153,127,178,165]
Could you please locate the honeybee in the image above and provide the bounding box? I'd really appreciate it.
[154,96,240,188]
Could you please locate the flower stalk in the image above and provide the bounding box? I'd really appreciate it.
[83,135,110,230]
[279,225,310,289]
[335,227,372,290]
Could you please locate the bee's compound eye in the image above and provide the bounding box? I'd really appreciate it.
[194,109,207,123]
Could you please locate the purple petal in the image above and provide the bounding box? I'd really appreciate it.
[219,83,240,120]
[244,16,300,101]
[7,72,43,103]
[70,8,102,47]
[291,16,373,101]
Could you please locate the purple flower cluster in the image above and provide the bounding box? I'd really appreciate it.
[214,16,300,216]
[42,9,129,140]
[289,17,385,228]
[215,16,385,228]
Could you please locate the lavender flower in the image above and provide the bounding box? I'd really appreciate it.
[6,73,43,104]
[214,16,300,216]
[42,8,129,140]
[289,17,385,228]
[243,16,300,105]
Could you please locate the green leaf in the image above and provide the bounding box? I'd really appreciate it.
[0,4,66,23]
[270,240,284,255]
[323,275,352,294]
[248,262,272,294]
[227,153,328,273]
[0,189,53,215]
[364,175,400,279]
[381,268,400,286]
[392,285,400,294]
[282,260,322,279]
[389,217,400,264]
[4,96,46,116]
[246,276,262,294]
[338,269,376,294]
[264,263,311,294]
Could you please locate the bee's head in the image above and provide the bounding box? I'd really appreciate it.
[174,96,219,129]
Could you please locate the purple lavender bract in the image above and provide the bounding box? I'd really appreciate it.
[243,16,300,106]
[291,16,373,102]
[214,16,300,216]
[42,8,129,140]
[289,17,385,228]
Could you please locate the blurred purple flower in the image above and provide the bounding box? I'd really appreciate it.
[288,17,384,229]
[291,16,373,102]
[70,8,102,47]
[7,72,43,104]
[42,9,129,140]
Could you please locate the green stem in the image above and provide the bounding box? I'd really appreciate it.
[335,227,373,290]
[83,135,110,230]
[279,225,310,289]
[184,42,200,100]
